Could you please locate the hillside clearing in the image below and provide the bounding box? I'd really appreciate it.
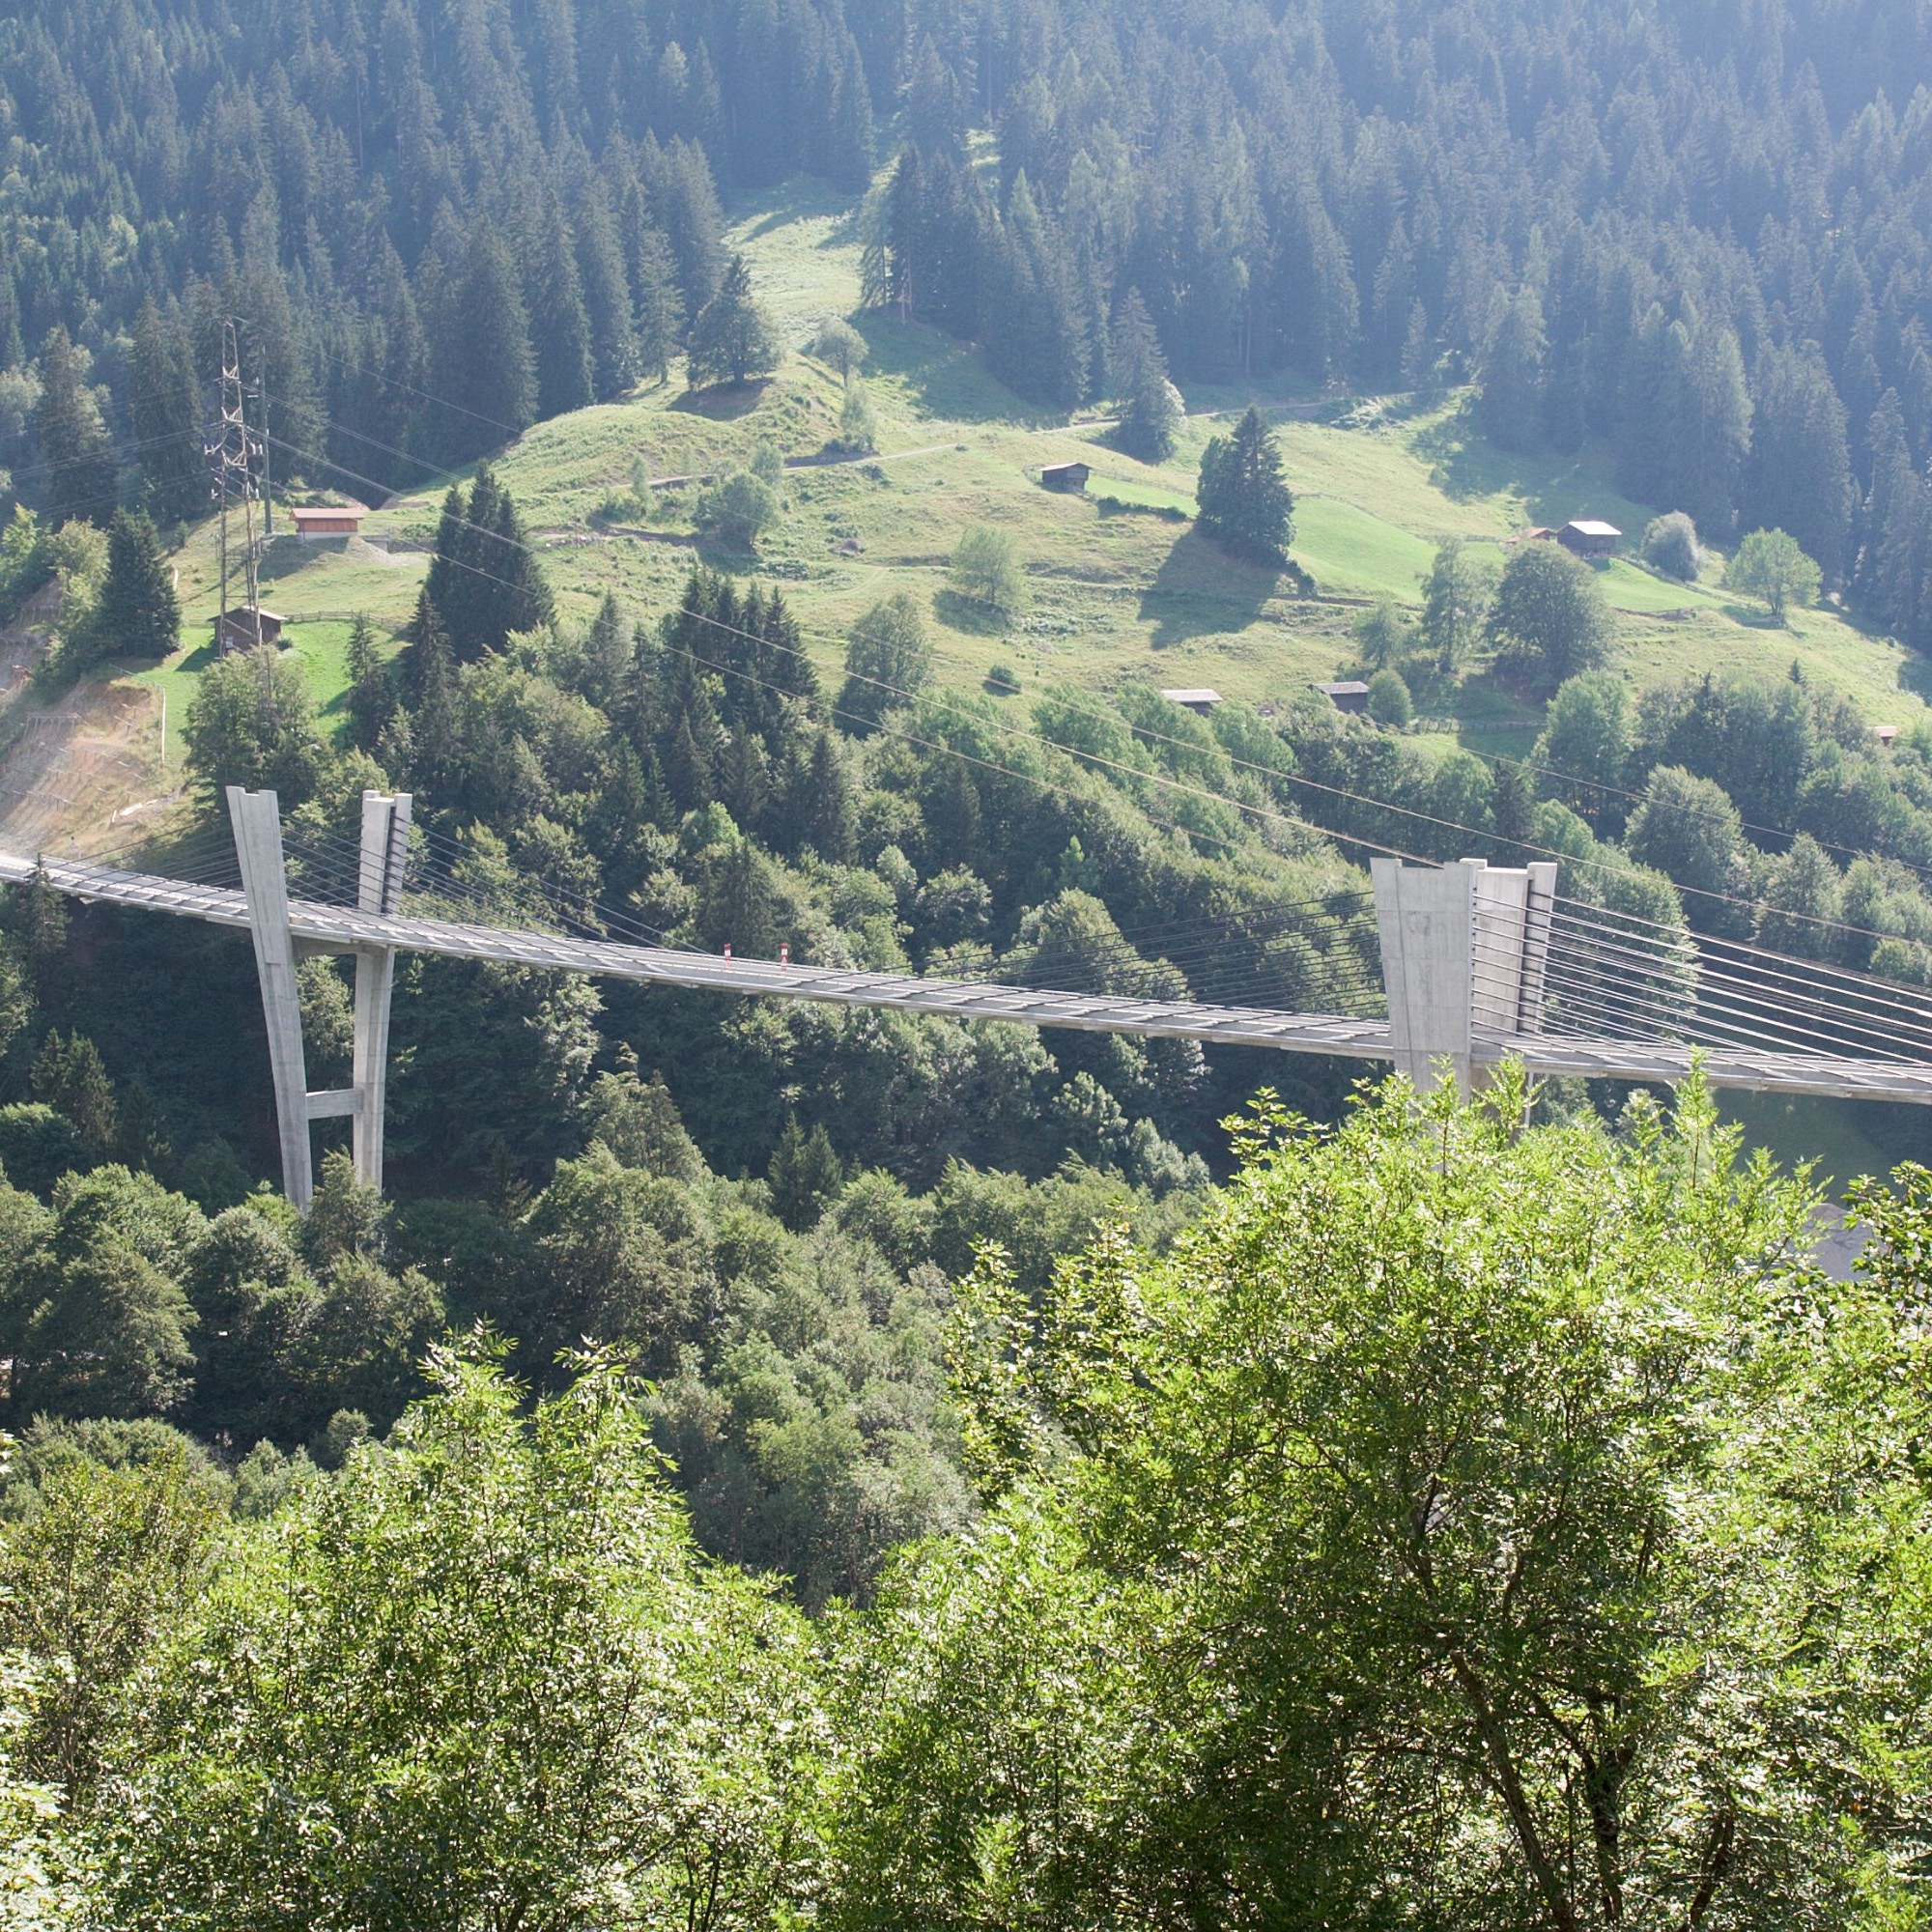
[96,178,1926,780]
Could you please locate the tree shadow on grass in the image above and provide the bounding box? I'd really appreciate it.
[733,176,857,242]
[1408,396,1636,528]
[255,539,342,589]
[851,314,1060,428]
[670,379,774,421]
[112,636,215,681]
[1138,527,1285,648]
[1718,601,1788,630]
[1896,655,1932,704]
[933,588,1010,636]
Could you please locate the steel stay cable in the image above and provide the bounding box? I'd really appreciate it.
[410,804,1376,960]
[1472,955,1699,1035]
[1502,966,1796,1053]
[391,815,1381,1002]
[33,821,236,868]
[1471,926,1917,1052]
[1526,945,1924,1060]
[1525,964,1813,1053]
[1549,900,1932,1031]
[1535,927,1904,1043]
[356,814,1381,1011]
[1532,931,1920,1049]
[1522,980,1889,1064]
[36,837,242,886]
[1688,930,1932,1021]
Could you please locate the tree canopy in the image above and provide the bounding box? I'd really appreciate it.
[1195,408,1294,564]
[685,255,783,389]
[1486,540,1613,688]
[1727,527,1824,620]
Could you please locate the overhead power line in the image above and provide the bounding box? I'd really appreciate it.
[249,413,1922,955]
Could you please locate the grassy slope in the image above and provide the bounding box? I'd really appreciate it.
[120,174,1926,780]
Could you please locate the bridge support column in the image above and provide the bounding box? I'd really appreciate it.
[228,785,315,1208]
[1372,857,1556,1096]
[227,786,412,1209]
[349,789,411,1193]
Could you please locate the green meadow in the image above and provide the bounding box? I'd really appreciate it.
[117,175,1926,772]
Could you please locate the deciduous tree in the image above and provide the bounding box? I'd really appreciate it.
[1725,527,1823,621]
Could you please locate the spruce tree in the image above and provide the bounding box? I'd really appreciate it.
[666,712,714,810]
[31,1029,120,1155]
[129,298,205,526]
[1615,305,1673,505]
[999,175,1088,410]
[486,472,555,639]
[1196,408,1294,565]
[1491,758,1537,863]
[528,198,596,418]
[1743,348,1854,583]
[829,36,876,192]
[582,592,634,707]
[1860,389,1922,634]
[1112,288,1182,464]
[571,185,639,401]
[804,729,854,860]
[235,249,325,469]
[767,1116,843,1232]
[628,220,685,384]
[36,326,117,529]
[685,254,782,388]
[420,468,553,659]
[1667,310,1751,545]
[432,224,537,462]
[1853,390,1910,613]
[420,486,471,649]
[345,614,393,751]
[89,509,180,666]
[1478,285,1548,453]
[721,730,769,831]
[709,836,778,955]
[15,861,70,1008]
[412,612,461,790]
[1401,301,1435,397]
[636,133,725,317]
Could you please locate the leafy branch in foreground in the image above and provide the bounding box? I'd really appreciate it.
[875,1069,1932,1930]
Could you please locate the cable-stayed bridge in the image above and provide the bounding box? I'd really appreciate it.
[4,785,1931,1209]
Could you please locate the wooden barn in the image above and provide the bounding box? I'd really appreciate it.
[1159,687,1223,715]
[1041,461,1091,492]
[290,505,366,541]
[214,607,286,651]
[1557,519,1621,558]
[1315,679,1371,715]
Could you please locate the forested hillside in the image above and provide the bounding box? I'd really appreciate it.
[13,0,1932,622]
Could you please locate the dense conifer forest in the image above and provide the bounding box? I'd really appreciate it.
[9,0,1932,621]
[8,0,1932,1923]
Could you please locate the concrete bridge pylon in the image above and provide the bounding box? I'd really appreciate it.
[1372,856,1557,1096]
[227,785,411,1209]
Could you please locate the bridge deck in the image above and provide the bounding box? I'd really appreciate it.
[10,852,1932,1105]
